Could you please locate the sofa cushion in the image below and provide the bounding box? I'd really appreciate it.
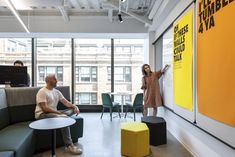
[70,115,84,141]
[0,121,35,157]
[0,151,14,157]
[0,89,9,130]
[0,107,9,130]
[8,104,36,124]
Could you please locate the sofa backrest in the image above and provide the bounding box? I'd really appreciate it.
[5,87,41,123]
[5,86,71,124]
[56,86,71,110]
[0,88,10,130]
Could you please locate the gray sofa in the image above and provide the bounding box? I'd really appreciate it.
[0,86,83,157]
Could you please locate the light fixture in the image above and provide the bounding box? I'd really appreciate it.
[118,13,123,23]
[121,0,126,2]
[5,0,30,33]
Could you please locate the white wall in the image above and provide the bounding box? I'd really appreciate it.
[146,31,155,69]
[158,107,235,157]
[150,0,235,156]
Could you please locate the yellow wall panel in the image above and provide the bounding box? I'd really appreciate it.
[173,10,193,110]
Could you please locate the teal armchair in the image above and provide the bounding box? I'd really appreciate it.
[100,93,121,121]
[125,93,144,121]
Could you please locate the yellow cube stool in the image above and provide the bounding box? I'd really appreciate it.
[121,122,149,157]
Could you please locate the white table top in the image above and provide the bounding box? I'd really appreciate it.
[29,117,76,130]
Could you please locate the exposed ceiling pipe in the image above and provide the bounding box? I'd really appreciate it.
[58,0,70,22]
[148,0,163,20]
[105,1,152,25]
[125,11,152,25]
[125,0,129,12]
[70,0,81,9]
[58,6,70,22]
[153,0,169,21]
[4,0,30,33]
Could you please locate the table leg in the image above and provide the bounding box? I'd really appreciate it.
[52,129,56,157]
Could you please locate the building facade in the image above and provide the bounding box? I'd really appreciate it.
[0,38,145,105]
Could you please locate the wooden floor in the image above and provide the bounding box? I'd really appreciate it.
[34,113,193,157]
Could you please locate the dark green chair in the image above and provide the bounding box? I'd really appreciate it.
[100,93,121,121]
[125,93,144,121]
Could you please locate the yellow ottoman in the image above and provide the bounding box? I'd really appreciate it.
[121,122,149,157]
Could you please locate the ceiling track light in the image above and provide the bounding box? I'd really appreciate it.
[118,13,123,23]
[5,0,30,33]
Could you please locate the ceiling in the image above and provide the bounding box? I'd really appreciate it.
[0,0,160,25]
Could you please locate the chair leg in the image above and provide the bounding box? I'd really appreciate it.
[125,106,128,118]
[110,108,112,121]
[100,107,104,119]
[133,108,136,121]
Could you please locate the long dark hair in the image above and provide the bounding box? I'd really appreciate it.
[141,64,151,76]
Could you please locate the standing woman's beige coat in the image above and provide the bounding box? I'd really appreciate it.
[141,70,163,108]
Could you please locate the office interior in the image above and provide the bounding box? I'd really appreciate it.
[0,0,235,157]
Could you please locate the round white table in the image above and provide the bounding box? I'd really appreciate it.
[29,117,76,157]
[110,92,132,117]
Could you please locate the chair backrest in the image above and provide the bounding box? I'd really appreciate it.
[101,93,113,107]
[133,93,143,107]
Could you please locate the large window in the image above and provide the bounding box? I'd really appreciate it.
[36,38,71,87]
[115,46,131,53]
[75,92,97,105]
[113,39,144,104]
[75,39,111,105]
[38,66,63,82]
[76,66,97,82]
[0,38,146,106]
[0,38,32,86]
[107,66,131,82]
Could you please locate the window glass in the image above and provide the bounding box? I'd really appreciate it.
[75,39,111,105]
[114,39,144,104]
[0,38,32,86]
[36,38,71,87]
[75,92,97,105]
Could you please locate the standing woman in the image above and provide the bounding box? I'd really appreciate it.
[141,64,169,116]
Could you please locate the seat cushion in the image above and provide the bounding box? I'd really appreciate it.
[0,107,10,130]
[0,121,35,157]
[126,101,133,107]
[141,116,167,146]
[121,122,149,157]
[0,151,14,157]
[113,102,120,107]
